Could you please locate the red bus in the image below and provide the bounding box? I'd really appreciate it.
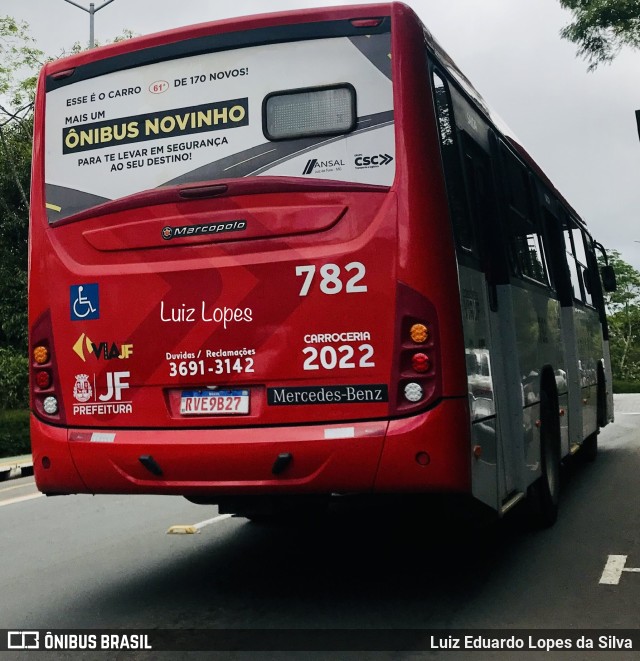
[29,2,615,525]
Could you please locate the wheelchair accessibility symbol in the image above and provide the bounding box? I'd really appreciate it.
[70,284,99,321]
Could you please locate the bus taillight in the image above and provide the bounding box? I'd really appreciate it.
[31,312,66,423]
[409,323,429,343]
[32,343,59,415]
[411,352,430,373]
[33,345,49,364]
[35,370,52,389]
[391,284,442,415]
[42,395,59,415]
[403,381,424,403]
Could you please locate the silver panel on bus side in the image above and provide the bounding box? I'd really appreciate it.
[603,339,614,424]
[559,303,603,449]
[458,265,499,510]
[574,305,602,440]
[459,270,570,505]
[560,306,583,452]
[510,284,567,479]
[491,284,528,499]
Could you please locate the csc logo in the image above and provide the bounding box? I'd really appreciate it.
[354,153,393,167]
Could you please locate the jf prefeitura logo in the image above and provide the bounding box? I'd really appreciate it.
[62,98,248,154]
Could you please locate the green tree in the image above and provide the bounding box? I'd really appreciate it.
[0,15,132,409]
[0,16,38,408]
[559,0,640,70]
[0,15,43,113]
[0,116,30,353]
[599,251,640,381]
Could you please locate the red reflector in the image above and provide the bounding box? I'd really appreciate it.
[350,18,383,27]
[51,68,76,80]
[36,371,51,389]
[179,183,228,199]
[411,352,430,373]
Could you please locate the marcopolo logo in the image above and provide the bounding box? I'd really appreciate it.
[162,220,247,240]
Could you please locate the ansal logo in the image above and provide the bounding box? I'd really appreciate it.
[302,158,345,175]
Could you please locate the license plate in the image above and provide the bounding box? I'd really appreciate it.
[180,389,249,415]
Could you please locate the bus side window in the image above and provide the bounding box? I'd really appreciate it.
[501,148,549,286]
[562,220,583,301]
[431,71,476,255]
[571,225,594,306]
[563,218,593,306]
[540,203,570,302]
[512,225,549,284]
[459,133,506,285]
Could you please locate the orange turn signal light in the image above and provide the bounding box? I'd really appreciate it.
[409,323,429,343]
[33,345,49,365]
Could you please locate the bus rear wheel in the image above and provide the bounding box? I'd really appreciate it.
[582,432,598,462]
[221,495,329,526]
[527,391,560,528]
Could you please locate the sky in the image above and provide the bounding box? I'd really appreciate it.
[4,0,640,269]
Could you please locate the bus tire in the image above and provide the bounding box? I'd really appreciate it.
[597,364,607,429]
[245,496,328,526]
[582,432,598,462]
[527,390,560,528]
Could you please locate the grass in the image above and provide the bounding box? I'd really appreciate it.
[612,380,640,394]
[0,409,30,458]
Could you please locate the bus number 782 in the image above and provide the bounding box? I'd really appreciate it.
[295,262,367,296]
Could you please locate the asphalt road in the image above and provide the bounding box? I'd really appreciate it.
[1,395,640,659]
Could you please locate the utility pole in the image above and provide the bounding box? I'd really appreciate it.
[62,0,116,48]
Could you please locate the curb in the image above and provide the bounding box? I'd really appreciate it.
[0,456,34,482]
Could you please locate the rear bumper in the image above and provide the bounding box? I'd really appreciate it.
[31,397,470,496]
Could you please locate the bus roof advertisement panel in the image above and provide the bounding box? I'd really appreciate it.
[45,32,394,222]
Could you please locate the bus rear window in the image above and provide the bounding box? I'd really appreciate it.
[263,84,356,140]
[43,31,394,223]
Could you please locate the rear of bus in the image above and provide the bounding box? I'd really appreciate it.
[29,3,471,509]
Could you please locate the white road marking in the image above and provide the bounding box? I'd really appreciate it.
[0,481,37,494]
[0,493,43,508]
[600,555,640,585]
[167,513,233,535]
[193,513,233,530]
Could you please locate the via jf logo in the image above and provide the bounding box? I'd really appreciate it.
[70,284,99,321]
